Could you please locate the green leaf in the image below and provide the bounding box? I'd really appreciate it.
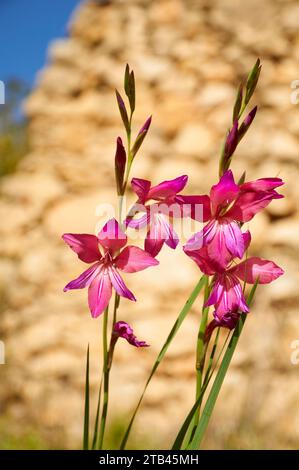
[232,83,243,122]
[187,280,259,450]
[124,64,130,95]
[91,378,103,450]
[245,58,261,106]
[172,329,226,450]
[120,275,207,449]
[115,90,130,133]
[131,130,147,158]
[172,385,208,450]
[238,171,246,185]
[83,344,90,450]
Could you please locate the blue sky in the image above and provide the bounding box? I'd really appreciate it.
[0,0,81,87]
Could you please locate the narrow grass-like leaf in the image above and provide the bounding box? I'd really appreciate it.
[120,275,207,449]
[131,129,147,158]
[245,58,261,106]
[115,90,130,133]
[172,329,228,450]
[172,384,209,450]
[187,280,259,450]
[232,83,243,122]
[91,378,103,450]
[83,344,90,450]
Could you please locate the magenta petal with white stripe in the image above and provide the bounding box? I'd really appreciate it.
[206,273,249,316]
[222,219,245,259]
[88,269,112,318]
[108,266,136,301]
[162,218,179,249]
[63,262,101,291]
[62,233,101,263]
[114,246,159,273]
[126,213,149,229]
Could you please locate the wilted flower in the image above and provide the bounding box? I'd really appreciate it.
[113,321,149,348]
[62,218,159,318]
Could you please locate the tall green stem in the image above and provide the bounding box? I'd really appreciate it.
[193,277,210,427]
[120,275,207,449]
[98,306,109,449]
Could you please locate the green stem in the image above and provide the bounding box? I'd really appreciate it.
[187,281,259,450]
[203,327,220,384]
[193,277,210,426]
[83,345,90,450]
[98,307,109,449]
[120,275,207,450]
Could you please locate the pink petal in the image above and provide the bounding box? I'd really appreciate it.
[144,222,165,257]
[230,257,284,284]
[126,212,149,229]
[88,269,112,318]
[183,242,223,276]
[108,266,136,301]
[97,218,127,255]
[144,213,179,256]
[243,230,251,252]
[114,246,159,273]
[160,217,179,249]
[62,233,101,263]
[205,279,225,307]
[206,274,249,314]
[213,310,241,330]
[131,178,151,203]
[184,230,204,252]
[210,170,239,216]
[201,220,235,269]
[63,262,101,291]
[174,194,211,222]
[222,219,245,259]
[148,175,188,200]
[227,190,283,222]
[240,177,284,192]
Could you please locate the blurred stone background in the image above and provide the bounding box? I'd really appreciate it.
[0,0,299,449]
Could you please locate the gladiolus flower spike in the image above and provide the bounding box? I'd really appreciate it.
[184,169,284,331]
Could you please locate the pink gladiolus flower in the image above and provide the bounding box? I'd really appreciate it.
[184,234,284,327]
[126,175,210,257]
[62,219,159,318]
[193,170,283,268]
[113,321,149,347]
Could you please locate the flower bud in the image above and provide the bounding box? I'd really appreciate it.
[114,137,126,195]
